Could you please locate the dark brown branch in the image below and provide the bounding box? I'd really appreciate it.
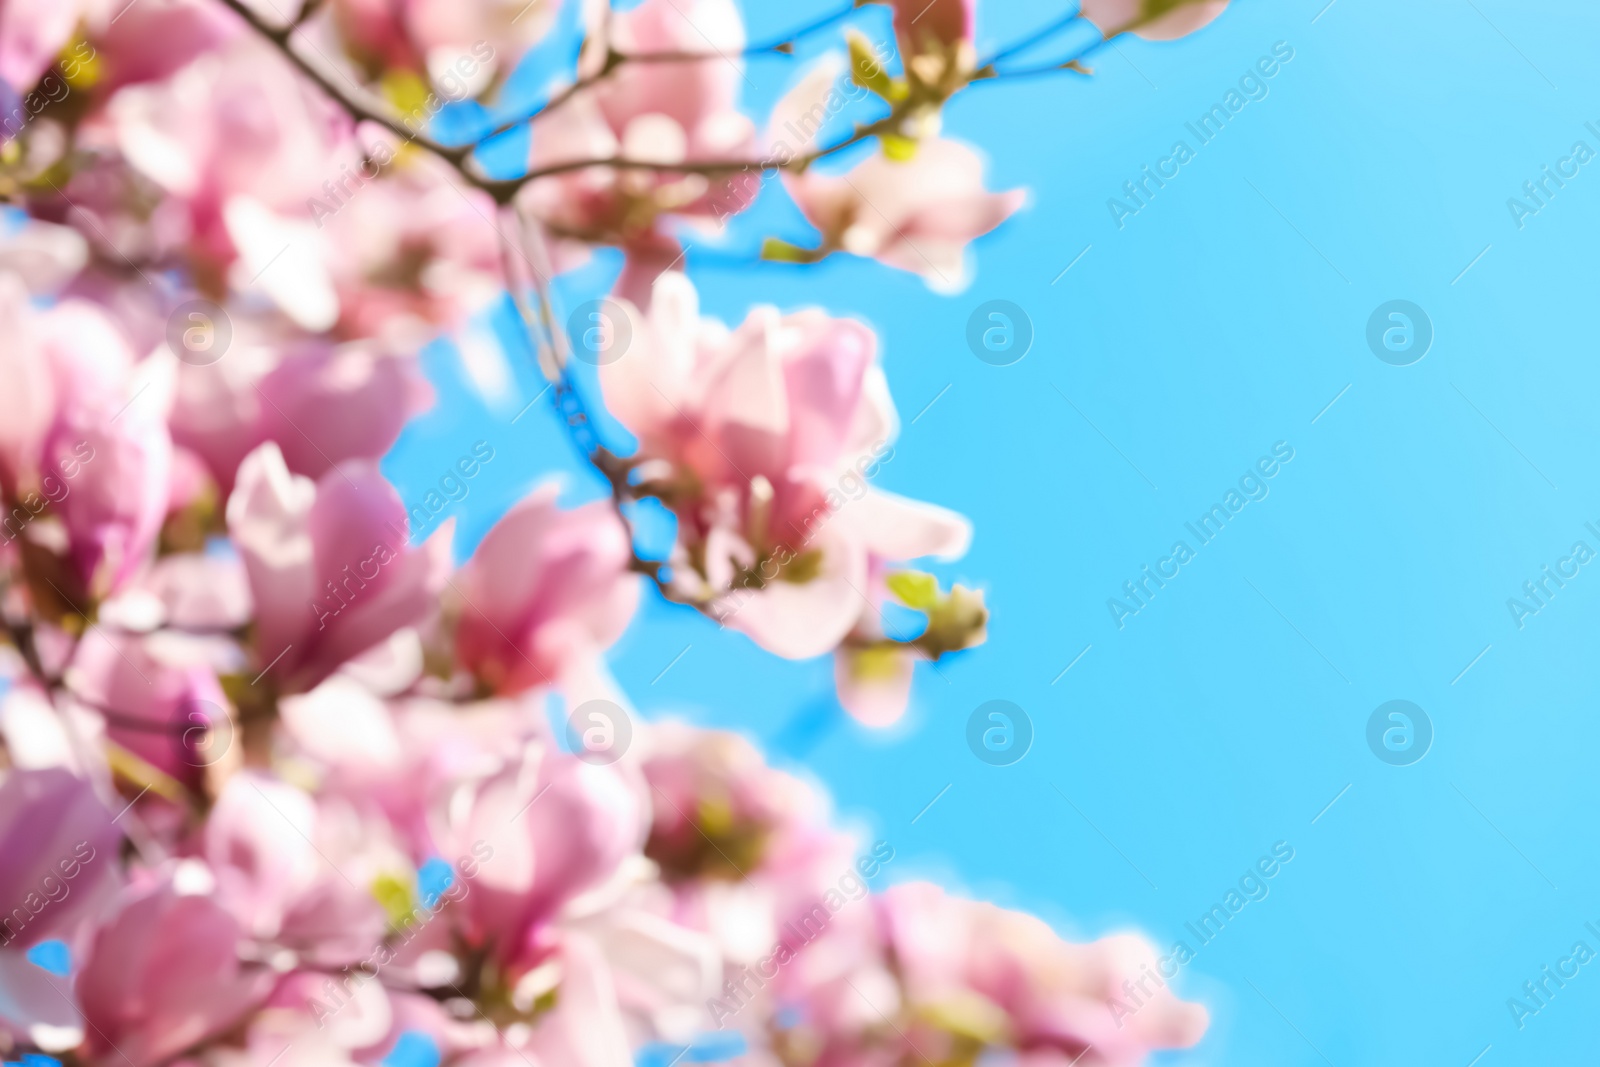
[215,0,1088,202]
[211,0,523,199]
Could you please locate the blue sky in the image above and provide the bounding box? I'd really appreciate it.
[388,1,1600,1063]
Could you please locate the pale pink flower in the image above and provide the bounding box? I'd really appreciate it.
[101,36,339,213]
[0,275,57,494]
[170,330,433,492]
[0,216,87,294]
[0,271,166,603]
[99,36,352,310]
[136,549,255,633]
[329,0,551,91]
[277,685,537,857]
[521,934,635,1067]
[0,0,95,91]
[439,748,644,971]
[601,272,970,661]
[0,278,132,497]
[875,883,1209,1063]
[89,0,236,90]
[225,441,451,693]
[203,772,391,966]
[640,721,822,884]
[0,769,121,1052]
[834,567,985,727]
[65,629,229,790]
[833,637,916,728]
[521,0,757,305]
[75,863,279,1066]
[448,934,634,1067]
[0,769,121,946]
[453,483,638,696]
[1078,0,1230,41]
[313,153,503,343]
[783,138,1024,292]
[247,968,403,1067]
[42,357,175,597]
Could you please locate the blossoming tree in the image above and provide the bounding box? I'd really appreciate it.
[0,0,1229,1064]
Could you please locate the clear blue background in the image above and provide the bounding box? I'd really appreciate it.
[388,1,1600,1063]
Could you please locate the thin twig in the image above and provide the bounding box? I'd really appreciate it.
[477,4,856,143]
[211,0,520,198]
[981,12,1088,67]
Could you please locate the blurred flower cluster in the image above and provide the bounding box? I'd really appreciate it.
[0,0,1227,1063]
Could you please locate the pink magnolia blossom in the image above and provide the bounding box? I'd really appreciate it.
[89,0,237,91]
[601,272,970,661]
[42,358,175,597]
[453,484,638,696]
[170,328,433,492]
[521,933,635,1067]
[883,0,975,52]
[640,720,822,884]
[328,0,547,89]
[225,441,451,693]
[0,285,171,596]
[833,624,917,729]
[99,36,500,336]
[99,36,350,314]
[451,934,634,1067]
[440,747,644,972]
[0,216,87,295]
[521,0,757,307]
[277,685,534,856]
[0,278,132,496]
[778,882,1209,1066]
[75,864,280,1066]
[1078,0,1230,41]
[0,276,56,495]
[783,137,1024,292]
[246,968,406,1067]
[312,152,504,343]
[834,567,986,727]
[0,769,121,946]
[65,629,230,790]
[203,772,391,966]
[0,0,95,91]
[0,769,121,1052]
[135,549,254,633]
[638,721,874,994]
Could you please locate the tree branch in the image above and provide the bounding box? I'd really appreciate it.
[472,2,858,149]
[216,0,1092,204]
[211,0,521,198]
